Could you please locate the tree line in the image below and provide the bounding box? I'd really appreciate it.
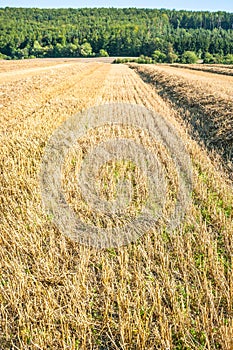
[0,7,233,62]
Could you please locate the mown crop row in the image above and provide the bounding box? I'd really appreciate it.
[170,63,233,76]
[129,63,233,174]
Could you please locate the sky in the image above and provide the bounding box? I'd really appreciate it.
[1,0,232,12]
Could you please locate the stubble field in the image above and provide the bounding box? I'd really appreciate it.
[0,59,232,349]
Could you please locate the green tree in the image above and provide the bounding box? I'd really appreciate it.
[167,52,178,63]
[53,43,66,57]
[182,51,198,63]
[152,50,166,63]
[214,53,224,63]
[16,47,29,59]
[65,43,79,57]
[224,54,233,64]
[31,40,44,57]
[166,43,178,63]
[99,49,109,57]
[203,52,215,63]
[80,42,93,57]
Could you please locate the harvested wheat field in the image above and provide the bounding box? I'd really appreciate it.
[0,59,233,350]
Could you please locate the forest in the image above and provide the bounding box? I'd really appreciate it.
[0,7,233,62]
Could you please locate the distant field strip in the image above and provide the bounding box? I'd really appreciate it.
[170,63,233,77]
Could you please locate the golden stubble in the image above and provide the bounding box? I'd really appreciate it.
[0,60,232,349]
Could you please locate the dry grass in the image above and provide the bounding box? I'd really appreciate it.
[0,60,232,349]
